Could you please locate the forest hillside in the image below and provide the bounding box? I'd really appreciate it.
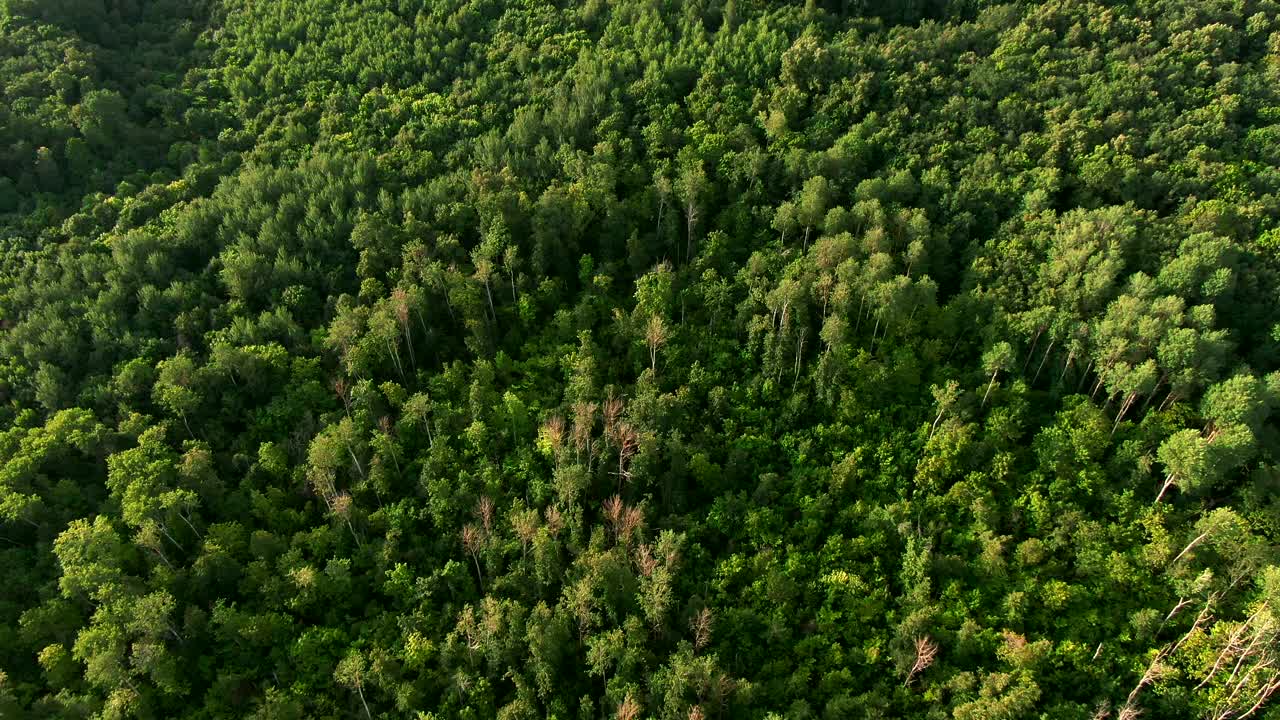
[2,0,1280,718]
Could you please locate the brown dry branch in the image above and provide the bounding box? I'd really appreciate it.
[333,377,351,415]
[603,396,624,437]
[691,607,714,651]
[544,506,564,536]
[613,422,640,490]
[604,495,625,544]
[904,636,938,687]
[616,694,642,720]
[572,401,597,462]
[635,543,657,577]
[462,524,485,594]
[475,496,495,536]
[1116,705,1142,720]
[331,492,362,547]
[621,505,644,545]
[512,508,538,556]
[310,468,338,510]
[542,415,566,462]
[646,314,668,373]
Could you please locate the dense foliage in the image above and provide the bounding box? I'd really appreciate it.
[3,0,1280,718]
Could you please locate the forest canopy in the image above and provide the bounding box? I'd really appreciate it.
[3,0,1280,718]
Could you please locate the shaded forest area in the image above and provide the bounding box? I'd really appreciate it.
[3,0,1280,718]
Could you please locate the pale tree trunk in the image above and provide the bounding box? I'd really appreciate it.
[928,409,946,441]
[346,444,366,479]
[1172,530,1208,563]
[1139,374,1166,416]
[178,510,203,540]
[356,684,372,720]
[982,371,999,406]
[401,321,416,369]
[1023,327,1043,371]
[793,333,806,385]
[387,443,402,476]
[415,308,430,348]
[1033,339,1055,384]
[1059,347,1076,384]
[386,340,406,381]
[441,286,457,322]
[1077,360,1094,392]
[158,523,184,552]
[685,202,698,264]
[1195,604,1268,690]
[470,551,485,595]
[151,546,174,570]
[1112,391,1138,435]
[1091,374,1106,400]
